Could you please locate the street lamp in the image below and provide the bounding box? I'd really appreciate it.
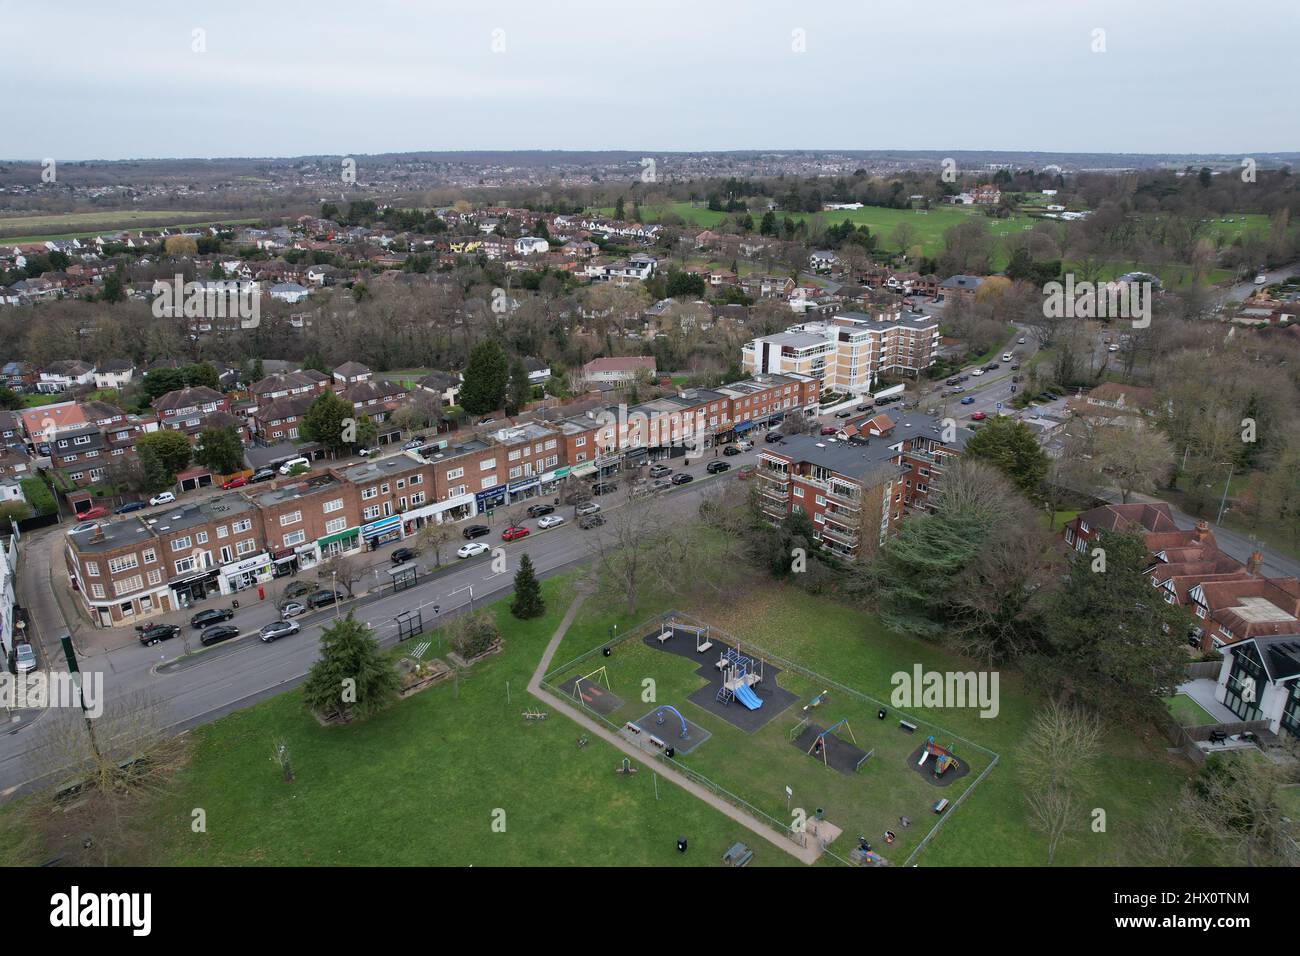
[332,570,340,619]
[1215,462,1235,527]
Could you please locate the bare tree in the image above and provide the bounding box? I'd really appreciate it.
[317,553,362,596]
[585,495,683,616]
[1179,747,1300,867]
[417,521,453,567]
[1017,699,1103,865]
[1091,420,1176,503]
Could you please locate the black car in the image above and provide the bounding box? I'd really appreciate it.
[670,473,693,485]
[390,547,417,565]
[526,503,554,518]
[190,607,234,630]
[765,432,784,443]
[283,580,315,599]
[578,513,605,530]
[249,468,276,483]
[592,481,618,495]
[1010,364,1020,371]
[722,445,742,456]
[706,460,730,474]
[856,404,871,412]
[137,622,180,646]
[199,624,241,647]
[945,378,960,386]
[462,524,491,540]
[307,589,345,609]
[115,500,148,515]
[835,410,853,419]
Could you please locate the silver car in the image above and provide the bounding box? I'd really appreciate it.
[279,601,308,619]
[260,619,301,643]
[14,643,36,674]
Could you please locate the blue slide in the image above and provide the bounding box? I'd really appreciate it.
[733,683,763,710]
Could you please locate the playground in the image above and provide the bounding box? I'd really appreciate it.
[543,611,996,864]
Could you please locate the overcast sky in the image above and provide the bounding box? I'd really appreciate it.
[5,0,1296,160]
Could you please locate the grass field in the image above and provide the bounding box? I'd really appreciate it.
[1165,694,1218,728]
[0,211,259,242]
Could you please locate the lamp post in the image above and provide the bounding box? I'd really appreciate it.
[1215,462,1235,527]
[331,570,340,619]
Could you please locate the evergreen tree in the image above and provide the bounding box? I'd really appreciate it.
[963,417,1049,495]
[614,196,625,221]
[510,553,545,619]
[460,339,509,416]
[300,390,356,454]
[195,425,245,475]
[302,613,398,721]
[504,358,531,416]
[136,430,192,492]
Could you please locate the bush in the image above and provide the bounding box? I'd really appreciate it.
[450,612,501,659]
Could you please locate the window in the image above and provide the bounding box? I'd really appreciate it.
[236,539,258,556]
[323,498,344,513]
[174,556,197,575]
[326,517,347,534]
[108,554,138,573]
[91,584,106,599]
[170,536,192,552]
[408,474,422,485]
[220,546,233,564]
[361,486,378,500]
[792,486,804,498]
[216,526,228,539]
[233,519,252,533]
[480,477,497,490]
[280,511,302,526]
[196,531,208,544]
[363,505,381,521]
[448,485,466,497]
[480,458,497,471]
[411,492,425,505]
[114,574,143,596]
[282,530,306,547]
[509,466,523,479]
[575,436,586,447]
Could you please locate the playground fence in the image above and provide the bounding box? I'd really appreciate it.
[902,752,999,867]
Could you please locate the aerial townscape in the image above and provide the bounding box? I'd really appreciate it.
[0,1,1294,933]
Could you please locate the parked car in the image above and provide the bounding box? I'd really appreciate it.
[945,378,961,386]
[1254,274,1267,285]
[306,589,344,609]
[1017,337,1027,344]
[462,524,491,540]
[200,624,241,647]
[221,476,248,490]
[278,457,310,475]
[357,447,379,457]
[723,445,742,457]
[501,525,530,541]
[835,410,853,419]
[970,369,985,377]
[526,503,555,518]
[136,622,180,647]
[149,492,176,507]
[259,620,300,643]
[458,541,490,559]
[670,473,693,486]
[855,404,871,412]
[706,460,730,474]
[402,438,424,451]
[574,502,601,517]
[649,464,672,478]
[819,426,838,435]
[190,607,234,629]
[537,515,565,530]
[76,505,108,519]
[764,431,784,443]
[115,500,148,515]
[390,547,417,565]
[14,643,36,674]
[734,440,753,452]
[591,482,618,495]
[578,514,605,529]
[283,580,315,599]
[249,468,276,483]
[970,411,988,421]
[280,601,308,619]
[960,396,975,405]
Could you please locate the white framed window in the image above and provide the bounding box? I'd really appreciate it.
[282,530,306,547]
[90,584,106,599]
[233,519,252,533]
[480,477,497,490]
[480,458,496,471]
[170,536,192,552]
[236,539,258,556]
[323,498,344,513]
[280,511,302,526]
[108,554,138,573]
[411,492,425,505]
[325,517,347,534]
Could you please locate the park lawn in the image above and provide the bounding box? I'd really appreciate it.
[0,211,258,242]
[554,583,1193,866]
[1165,694,1217,728]
[143,574,798,867]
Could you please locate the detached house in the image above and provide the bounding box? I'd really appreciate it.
[38,360,96,393]
[152,386,230,437]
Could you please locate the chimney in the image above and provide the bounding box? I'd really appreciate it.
[1193,519,1210,544]
[1246,551,1264,576]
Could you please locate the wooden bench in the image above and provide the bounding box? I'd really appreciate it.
[899,720,917,733]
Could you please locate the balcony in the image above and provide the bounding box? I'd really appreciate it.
[819,524,859,549]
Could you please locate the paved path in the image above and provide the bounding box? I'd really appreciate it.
[526,589,824,866]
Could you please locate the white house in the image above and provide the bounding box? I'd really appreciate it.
[38,360,96,393]
[93,360,135,389]
[514,236,550,255]
[269,282,310,303]
[1214,635,1300,740]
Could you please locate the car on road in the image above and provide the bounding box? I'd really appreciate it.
[855,404,871,412]
[734,440,753,451]
[970,411,988,421]
[1002,352,1014,362]
[1255,274,1267,285]
[69,520,101,535]
[960,396,975,405]
[835,410,853,419]
[280,600,308,619]
[462,524,491,539]
[306,589,344,609]
[949,385,965,394]
[149,492,176,507]
[221,476,248,490]
[537,515,565,530]
[526,503,555,518]
[574,501,601,517]
[76,505,109,519]
[1010,364,1020,371]
[190,607,235,629]
[723,445,742,456]
[670,473,693,485]
[1018,337,1026,344]
[706,460,730,474]
[946,377,961,386]
[651,478,673,492]
[259,620,300,643]
[591,482,618,495]
[14,643,36,674]
[819,425,837,435]
[764,431,784,443]
[649,464,672,478]
[458,541,490,558]
[578,513,605,529]
[390,547,417,565]
[985,363,1000,371]
[200,624,241,647]
[115,500,148,514]
[136,622,181,646]
[501,525,530,541]
[970,369,985,377]
[249,468,276,483]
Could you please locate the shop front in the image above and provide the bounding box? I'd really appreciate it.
[218,552,273,595]
[270,548,299,578]
[169,567,221,609]
[475,484,507,517]
[538,466,568,496]
[362,514,404,550]
[507,476,540,504]
[621,447,648,473]
[595,453,622,480]
[317,527,361,560]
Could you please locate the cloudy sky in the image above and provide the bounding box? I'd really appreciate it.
[5,0,1296,160]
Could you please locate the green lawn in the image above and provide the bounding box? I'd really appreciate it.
[1164,694,1217,728]
[0,211,258,242]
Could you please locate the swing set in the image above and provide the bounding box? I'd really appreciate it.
[807,719,857,766]
[571,665,610,704]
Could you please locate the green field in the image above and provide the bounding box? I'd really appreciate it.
[0,211,259,242]
[1165,694,1217,728]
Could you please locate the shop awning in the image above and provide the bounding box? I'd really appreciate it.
[317,527,359,547]
[734,421,756,433]
[363,515,402,539]
[570,462,598,478]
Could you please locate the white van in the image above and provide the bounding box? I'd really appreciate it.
[278,456,310,475]
[1001,352,1014,362]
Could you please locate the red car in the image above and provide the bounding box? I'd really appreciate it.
[501,525,530,542]
[819,425,837,435]
[76,506,108,519]
[221,475,248,490]
[970,411,987,421]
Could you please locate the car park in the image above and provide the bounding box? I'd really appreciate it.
[115,500,148,514]
[190,607,234,629]
[307,589,344,609]
[259,620,300,643]
[574,502,601,517]
[526,503,555,518]
[670,473,693,485]
[649,464,672,478]
[706,460,730,474]
[14,643,36,674]
[221,476,248,490]
[390,547,417,565]
[280,601,308,619]
[249,468,276,483]
[462,524,491,539]
[578,514,605,529]
[149,492,176,506]
[723,445,742,456]
[592,482,618,495]
[136,622,180,646]
[960,396,975,405]
[458,541,490,558]
[537,515,565,530]
[200,624,241,647]
[76,505,109,519]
